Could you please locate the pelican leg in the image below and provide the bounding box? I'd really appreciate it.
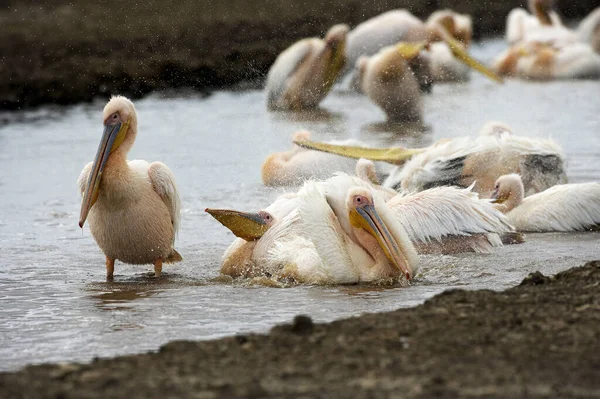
[154,259,163,278]
[106,257,115,281]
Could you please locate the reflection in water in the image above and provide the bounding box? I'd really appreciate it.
[88,282,163,311]
[361,120,429,137]
[269,107,345,123]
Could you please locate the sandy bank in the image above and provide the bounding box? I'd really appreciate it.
[1,260,599,398]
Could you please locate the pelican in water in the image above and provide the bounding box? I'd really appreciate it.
[265,24,349,111]
[78,96,181,279]
[261,130,362,186]
[294,125,567,198]
[577,7,600,54]
[491,174,600,232]
[354,43,424,122]
[494,40,600,80]
[208,177,418,284]
[355,40,501,122]
[345,9,499,84]
[505,0,571,45]
[207,172,512,284]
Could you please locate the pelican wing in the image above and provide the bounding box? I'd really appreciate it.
[77,162,93,196]
[296,181,359,283]
[265,39,315,107]
[510,183,600,232]
[386,185,512,244]
[148,161,181,238]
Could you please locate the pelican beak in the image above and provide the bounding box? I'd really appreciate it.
[490,189,509,204]
[442,35,503,83]
[293,139,424,165]
[350,205,413,280]
[205,209,269,241]
[79,120,129,228]
[397,41,428,59]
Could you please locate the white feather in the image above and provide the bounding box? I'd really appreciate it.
[147,161,181,240]
[507,182,600,232]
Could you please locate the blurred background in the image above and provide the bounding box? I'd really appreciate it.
[2,0,599,109]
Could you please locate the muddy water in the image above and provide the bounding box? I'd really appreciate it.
[0,39,599,371]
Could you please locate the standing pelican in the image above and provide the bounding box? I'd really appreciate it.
[261,130,361,186]
[78,96,181,279]
[265,24,349,111]
[577,7,600,54]
[491,174,600,232]
[294,126,567,197]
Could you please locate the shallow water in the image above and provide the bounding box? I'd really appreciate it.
[1,38,599,371]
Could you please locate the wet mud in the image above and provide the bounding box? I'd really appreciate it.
[2,0,598,109]
[1,260,599,398]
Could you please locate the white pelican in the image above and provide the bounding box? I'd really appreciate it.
[294,126,567,198]
[494,40,600,80]
[355,39,501,121]
[322,172,513,255]
[261,130,360,186]
[577,7,600,54]
[78,96,181,279]
[208,172,513,284]
[354,43,424,122]
[491,174,600,232]
[207,177,418,284]
[265,24,349,111]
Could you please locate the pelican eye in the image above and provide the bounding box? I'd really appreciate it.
[353,195,371,207]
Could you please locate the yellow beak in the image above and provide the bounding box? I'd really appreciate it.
[350,205,413,280]
[293,139,425,165]
[205,208,269,241]
[79,120,129,228]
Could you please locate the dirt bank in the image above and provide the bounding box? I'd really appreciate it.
[1,0,598,110]
[1,260,599,398]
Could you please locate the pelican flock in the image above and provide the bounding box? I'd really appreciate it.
[496,0,600,80]
[76,6,599,285]
[207,172,512,284]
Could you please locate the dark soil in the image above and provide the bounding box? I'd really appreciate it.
[1,0,598,110]
[1,260,599,398]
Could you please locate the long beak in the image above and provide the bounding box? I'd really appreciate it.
[79,122,123,228]
[205,209,269,241]
[351,205,413,280]
[293,139,425,165]
[441,34,503,83]
[397,41,428,59]
[490,188,508,204]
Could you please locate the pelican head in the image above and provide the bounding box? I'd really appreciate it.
[491,174,525,212]
[529,0,555,26]
[205,208,274,241]
[346,187,418,280]
[427,10,473,47]
[79,96,138,228]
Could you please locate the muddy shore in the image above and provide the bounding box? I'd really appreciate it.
[2,0,598,110]
[1,260,599,398]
